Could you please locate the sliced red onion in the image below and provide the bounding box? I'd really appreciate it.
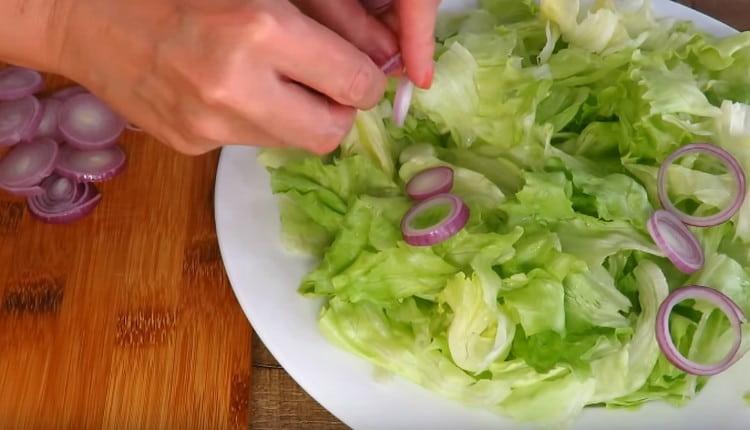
[406,166,454,200]
[51,85,89,101]
[393,77,414,128]
[66,179,91,202]
[28,175,102,224]
[656,285,746,376]
[0,96,42,146]
[0,137,58,188]
[380,53,403,75]
[401,193,469,246]
[46,174,76,202]
[0,183,44,197]
[360,0,393,15]
[0,67,44,101]
[658,143,746,227]
[59,93,125,150]
[647,210,704,273]
[33,98,63,140]
[55,144,126,182]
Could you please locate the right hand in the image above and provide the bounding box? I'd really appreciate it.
[52,0,396,155]
[295,0,441,89]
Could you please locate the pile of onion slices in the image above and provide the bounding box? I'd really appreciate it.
[0,66,131,224]
[647,143,749,375]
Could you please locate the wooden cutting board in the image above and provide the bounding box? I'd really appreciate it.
[0,74,252,429]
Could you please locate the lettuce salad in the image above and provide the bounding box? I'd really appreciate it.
[258,0,750,424]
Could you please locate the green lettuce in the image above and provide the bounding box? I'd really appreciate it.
[260,0,750,424]
[589,260,669,403]
[441,273,516,373]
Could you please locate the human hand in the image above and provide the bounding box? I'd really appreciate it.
[53,0,391,155]
[294,0,441,89]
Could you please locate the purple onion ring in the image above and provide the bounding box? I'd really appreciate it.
[406,166,454,200]
[656,285,746,376]
[401,193,469,246]
[658,143,746,227]
[647,210,705,274]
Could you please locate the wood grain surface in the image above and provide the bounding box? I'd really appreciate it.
[683,0,750,31]
[0,75,252,429]
[0,2,746,430]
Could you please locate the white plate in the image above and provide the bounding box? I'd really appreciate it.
[215,2,750,428]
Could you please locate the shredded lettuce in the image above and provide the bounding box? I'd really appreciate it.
[261,0,750,424]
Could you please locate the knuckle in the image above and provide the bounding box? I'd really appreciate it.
[196,81,233,107]
[243,8,281,46]
[169,135,208,156]
[182,108,224,141]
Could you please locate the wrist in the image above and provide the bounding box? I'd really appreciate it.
[0,0,74,74]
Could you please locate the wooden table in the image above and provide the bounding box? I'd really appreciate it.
[0,2,747,429]
[0,75,252,429]
[682,0,750,32]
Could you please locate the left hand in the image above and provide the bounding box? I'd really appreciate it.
[292,0,440,89]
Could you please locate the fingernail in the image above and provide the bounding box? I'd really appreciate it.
[419,64,435,89]
[379,53,403,75]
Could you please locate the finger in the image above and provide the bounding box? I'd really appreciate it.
[378,8,403,76]
[272,12,387,109]
[379,8,400,34]
[396,0,440,89]
[257,78,356,155]
[196,95,348,154]
[293,0,398,68]
[359,0,393,15]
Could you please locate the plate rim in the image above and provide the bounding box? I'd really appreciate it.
[215,2,741,428]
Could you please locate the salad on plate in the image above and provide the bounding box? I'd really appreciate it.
[258,0,750,424]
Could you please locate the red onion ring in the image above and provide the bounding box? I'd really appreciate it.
[46,174,76,202]
[59,93,126,150]
[0,96,42,146]
[656,285,746,376]
[55,144,126,183]
[33,98,63,140]
[406,166,454,200]
[380,53,403,75]
[647,210,704,274]
[65,179,89,204]
[28,175,102,224]
[658,143,746,227]
[393,77,414,128]
[0,137,59,188]
[401,193,469,246]
[0,67,44,101]
[51,85,89,101]
[0,183,44,197]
